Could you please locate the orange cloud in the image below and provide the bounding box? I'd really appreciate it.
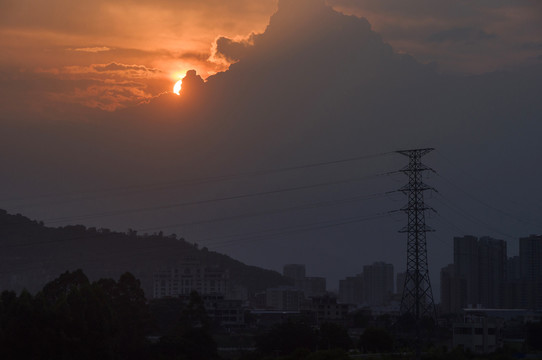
[72,47,111,53]
[0,0,277,113]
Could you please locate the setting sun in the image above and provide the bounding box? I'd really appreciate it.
[173,79,182,95]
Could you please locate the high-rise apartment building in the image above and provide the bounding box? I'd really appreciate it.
[363,262,394,305]
[440,264,466,313]
[454,235,480,307]
[441,236,507,311]
[338,262,394,306]
[282,264,326,298]
[520,235,542,281]
[442,234,542,311]
[266,286,304,311]
[478,237,507,308]
[519,235,542,310]
[338,275,363,304]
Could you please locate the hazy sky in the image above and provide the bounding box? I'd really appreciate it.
[1,0,542,292]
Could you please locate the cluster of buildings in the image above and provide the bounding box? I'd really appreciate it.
[153,261,229,299]
[338,261,395,308]
[151,235,542,354]
[152,262,349,328]
[440,234,542,313]
[440,234,542,354]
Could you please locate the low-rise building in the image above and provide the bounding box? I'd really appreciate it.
[300,295,349,325]
[201,294,245,329]
[266,286,304,311]
[452,311,501,353]
[153,261,229,298]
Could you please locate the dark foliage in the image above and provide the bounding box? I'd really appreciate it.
[153,291,219,360]
[256,320,318,356]
[359,327,394,353]
[317,322,352,351]
[525,321,542,351]
[0,270,151,360]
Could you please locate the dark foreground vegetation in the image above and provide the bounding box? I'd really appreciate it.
[1,270,540,360]
[0,269,221,360]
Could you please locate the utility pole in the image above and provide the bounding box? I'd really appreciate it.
[397,148,436,360]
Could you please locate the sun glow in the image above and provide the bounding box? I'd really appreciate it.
[173,79,182,95]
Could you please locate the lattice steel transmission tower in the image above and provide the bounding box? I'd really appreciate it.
[397,148,436,359]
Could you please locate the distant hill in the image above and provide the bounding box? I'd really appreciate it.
[0,209,291,297]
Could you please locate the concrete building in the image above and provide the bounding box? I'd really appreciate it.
[507,256,521,281]
[478,237,507,308]
[363,262,394,306]
[519,235,542,310]
[283,264,326,298]
[452,311,501,354]
[454,235,480,307]
[440,264,467,314]
[442,234,542,311]
[448,236,507,309]
[338,275,363,304]
[201,294,245,328]
[265,286,304,311]
[300,295,350,326]
[153,262,228,298]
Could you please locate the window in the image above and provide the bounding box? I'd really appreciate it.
[454,327,472,335]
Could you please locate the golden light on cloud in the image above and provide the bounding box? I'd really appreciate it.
[73,47,111,53]
[173,79,182,95]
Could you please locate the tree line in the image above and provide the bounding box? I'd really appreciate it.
[0,269,218,360]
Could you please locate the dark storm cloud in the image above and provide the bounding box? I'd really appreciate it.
[214,35,255,62]
[427,27,497,43]
[328,0,542,73]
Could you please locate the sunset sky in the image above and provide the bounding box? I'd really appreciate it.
[1,0,541,112]
[1,0,542,289]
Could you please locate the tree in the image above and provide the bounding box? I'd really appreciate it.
[41,269,89,303]
[96,272,152,359]
[525,321,542,351]
[0,270,153,360]
[156,291,218,360]
[318,322,352,350]
[359,327,394,353]
[256,320,318,356]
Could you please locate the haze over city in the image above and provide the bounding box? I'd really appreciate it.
[2,0,542,292]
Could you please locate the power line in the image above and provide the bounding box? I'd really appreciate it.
[433,193,517,240]
[44,172,392,224]
[206,213,391,249]
[136,192,387,232]
[0,212,391,275]
[436,172,542,233]
[1,151,394,205]
[0,192,388,250]
[435,149,542,217]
